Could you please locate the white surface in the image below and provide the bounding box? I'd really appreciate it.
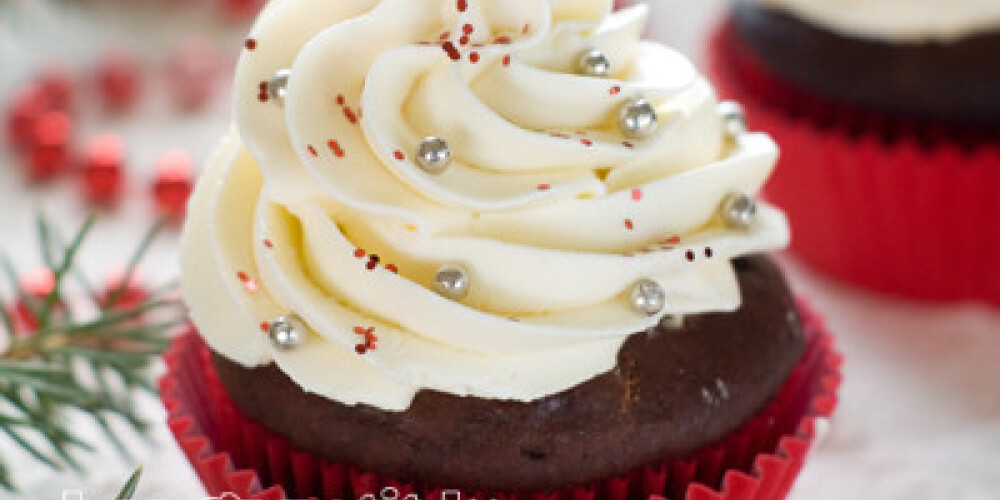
[0,1,998,499]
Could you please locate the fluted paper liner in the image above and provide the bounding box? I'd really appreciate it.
[709,21,1000,305]
[160,300,840,500]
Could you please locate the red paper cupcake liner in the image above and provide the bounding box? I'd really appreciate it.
[160,300,841,500]
[709,20,1000,305]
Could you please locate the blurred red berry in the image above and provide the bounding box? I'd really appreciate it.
[165,37,221,112]
[100,269,149,311]
[27,111,74,181]
[95,50,142,114]
[37,66,76,112]
[80,134,126,206]
[5,84,51,150]
[221,0,265,20]
[13,268,57,335]
[152,150,194,220]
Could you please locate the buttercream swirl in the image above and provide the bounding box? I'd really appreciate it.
[181,0,789,411]
[756,0,1000,42]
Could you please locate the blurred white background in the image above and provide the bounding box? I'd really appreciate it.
[1,1,998,499]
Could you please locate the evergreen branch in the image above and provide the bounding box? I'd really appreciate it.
[0,217,181,491]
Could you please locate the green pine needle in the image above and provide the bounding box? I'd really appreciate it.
[0,217,182,491]
[115,468,143,500]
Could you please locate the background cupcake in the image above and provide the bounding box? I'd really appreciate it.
[710,0,1000,305]
[167,0,839,499]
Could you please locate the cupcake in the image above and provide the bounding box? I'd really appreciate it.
[710,0,1000,304]
[164,1,840,499]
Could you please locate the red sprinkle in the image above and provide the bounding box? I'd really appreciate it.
[463,23,474,35]
[386,264,399,274]
[581,138,593,147]
[336,94,345,106]
[393,150,406,161]
[495,35,512,44]
[307,145,318,157]
[263,239,274,249]
[354,248,366,258]
[355,344,368,355]
[260,322,270,333]
[328,139,345,158]
[667,235,681,245]
[442,42,461,61]
[236,271,249,282]
[244,38,257,51]
[624,219,634,230]
[610,85,621,95]
[439,31,451,41]
[343,107,358,124]
[631,188,642,201]
[537,183,551,191]
[457,0,467,12]
[459,35,470,46]
[502,54,511,66]
[469,52,480,64]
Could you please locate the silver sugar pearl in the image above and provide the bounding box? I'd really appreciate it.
[619,98,659,139]
[415,137,452,174]
[721,193,758,230]
[718,101,747,137]
[268,69,292,105]
[434,264,469,300]
[578,48,611,77]
[660,314,685,330]
[268,314,305,350]
[630,279,665,316]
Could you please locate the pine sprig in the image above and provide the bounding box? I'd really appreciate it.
[0,215,184,491]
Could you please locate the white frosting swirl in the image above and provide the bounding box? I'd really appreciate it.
[756,0,1000,42]
[181,0,789,411]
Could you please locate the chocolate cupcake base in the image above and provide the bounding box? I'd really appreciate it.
[210,257,805,492]
[733,0,1000,127]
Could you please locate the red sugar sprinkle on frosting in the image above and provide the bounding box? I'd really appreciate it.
[469,52,480,63]
[328,139,345,158]
[459,35,470,46]
[353,326,378,354]
[442,41,461,60]
[244,38,257,51]
[495,35,512,44]
[631,188,642,201]
[666,235,681,245]
[260,322,270,333]
[386,264,399,274]
[393,150,406,161]
[236,271,249,282]
[581,138,593,147]
[336,94,345,106]
[457,0,467,12]
[537,183,551,191]
[439,31,451,41]
[610,85,621,95]
[307,145,318,157]
[624,219,634,230]
[354,248,366,258]
[343,107,358,124]
[502,55,511,66]
[263,239,274,249]
[462,23,474,35]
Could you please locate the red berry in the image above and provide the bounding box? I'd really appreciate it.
[80,134,125,205]
[5,84,51,150]
[13,268,57,334]
[100,270,149,311]
[37,66,76,111]
[25,111,73,181]
[95,51,142,114]
[152,150,194,220]
[165,37,221,112]
[221,0,264,19]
